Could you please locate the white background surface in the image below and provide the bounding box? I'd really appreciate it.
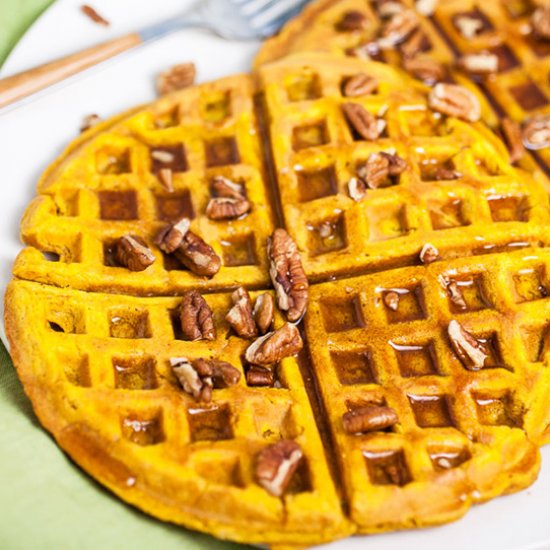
[1,1,550,548]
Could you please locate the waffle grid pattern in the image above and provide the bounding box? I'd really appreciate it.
[259,55,550,281]
[14,75,276,294]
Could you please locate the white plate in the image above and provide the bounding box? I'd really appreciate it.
[1,1,550,548]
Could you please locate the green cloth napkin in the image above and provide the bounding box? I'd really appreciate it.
[0,3,240,548]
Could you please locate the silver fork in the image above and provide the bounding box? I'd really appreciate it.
[0,0,309,109]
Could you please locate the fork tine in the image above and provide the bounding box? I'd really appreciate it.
[249,0,306,30]
[239,0,277,16]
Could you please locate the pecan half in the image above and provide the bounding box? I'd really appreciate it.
[454,15,483,39]
[415,0,437,16]
[403,56,445,85]
[245,323,303,366]
[357,151,407,189]
[428,83,481,122]
[156,62,196,96]
[342,103,386,141]
[378,9,419,49]
[211,176,245,199]
[268,229,309,322]
[115,235,155,272]
[157,168,174,193]
[419,243,439,264]
[157,217,191,254]
[532,7,550,40]
[383,291,399,311]
[80,113,101,133]
[206,197,250,220]
[343,405,398,434]
[80,4,109,26]
[457,52,498,75]
[180,290,215,341]
[448,320,490,371]
[226,287,258,339]
[175,231,221,277]
[336,10,368,31]
[522,115,550,150]
[348,177,367,201]
[343,73,378,97]
[246,365,274,387]
[253,293,274,334]
[255,440,303,497]
[500,118,525,164]
[171,357,240,403]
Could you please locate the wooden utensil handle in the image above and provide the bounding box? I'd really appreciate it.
[0,33,142,109]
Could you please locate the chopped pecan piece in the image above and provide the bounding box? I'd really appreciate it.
[80,113,101,132]
[157,217,191,254]
[343,405,398,434]
[115,235,155,272]
[226,287,258,339]
[500,118,525,164]
[357,151,407,189]
[448,320,490,371]
[419,243,439,264]
[268,229,309,322]
[318,221,333,239]
[434,167,461,180]
[347,41,381,60]
[343,73,378,97]
[348,176,367,201]
[342,103,386,141]
[150,149,175,164]
[403,56,445,85]
[206,197,250,220]
[171,357,240,403]
[255,440,303,497]
[399,29,430,59]
[378,9,418,49]
[157,168,174,192]
[458,52,498,75]
[428,83,481,122]
[522,115,550,150]
[336,10,368,31]
[175,231,221,277]
[454,15,483,39]
[158,217,221,277]
[211,175,245,199]
[415,0,437,16]
[180,290,216,341]
[156,62,196,96]
[446,280,467,310]
[246,365,274,387]
[376,0,404,19]
[253,293,274,334]
[245,323,303,366]
[532,6,550,40]
[80,4,109,26]
[383,291,399,311]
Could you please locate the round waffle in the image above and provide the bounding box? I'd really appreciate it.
[5,55,549,546]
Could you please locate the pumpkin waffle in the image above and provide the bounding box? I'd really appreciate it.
[305,249,550,531]
[14,74,276,295]
[255,0,550,179]
[257,54,550,282]
[4,280,351,546]
[5,53,550,546]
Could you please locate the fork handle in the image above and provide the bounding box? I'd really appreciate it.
[0,33,142,109]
